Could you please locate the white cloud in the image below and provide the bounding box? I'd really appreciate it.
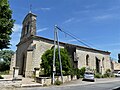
[75,10,90,14]
[93,14,120,21]
[93,14,115,21]
[41,8,51,11]
[10,23,22,51]
[108,6,120,11]
[84,4,97,9]
[12,24,22,32]
[63,18,75,24]
[34,7,51,11]
[37,28,48,33]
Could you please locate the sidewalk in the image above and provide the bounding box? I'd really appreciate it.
[21,77,42,87]
[1,75,42,87]
[62,78,120,87]
[1,75,120,88]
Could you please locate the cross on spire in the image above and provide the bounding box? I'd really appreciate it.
[29,4,32,13]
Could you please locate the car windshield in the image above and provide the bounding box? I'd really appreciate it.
[85,72,93,74]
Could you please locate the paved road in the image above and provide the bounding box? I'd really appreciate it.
[19,81,120,90]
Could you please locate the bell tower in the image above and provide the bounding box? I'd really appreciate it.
[20,12,37,41]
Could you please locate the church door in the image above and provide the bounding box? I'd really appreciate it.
[96,57,100,73]
[21,54,26,77]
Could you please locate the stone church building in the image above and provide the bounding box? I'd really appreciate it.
[10,12,111,77]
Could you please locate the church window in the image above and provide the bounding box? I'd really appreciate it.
[102,57,104,68]
[25,25,27,35]
[86,54,89,66]
[26,22,30,34]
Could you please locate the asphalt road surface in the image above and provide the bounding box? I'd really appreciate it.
[20,81,120,90]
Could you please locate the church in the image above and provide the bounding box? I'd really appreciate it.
[10,12,111,77]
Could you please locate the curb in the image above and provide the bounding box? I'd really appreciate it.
[21,84,43,88]
[61,78,120,87]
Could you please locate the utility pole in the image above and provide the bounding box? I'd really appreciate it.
[56,26,63,83]
[52,25,63,84]
[52,26,57,85]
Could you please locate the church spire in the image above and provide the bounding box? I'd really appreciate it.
[20,11,37,41]
[29,4,32,13]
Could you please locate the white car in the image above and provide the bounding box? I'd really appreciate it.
[114,71,120,77]
[83,72,95,82]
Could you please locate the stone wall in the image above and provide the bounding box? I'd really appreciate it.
[25,39,64,77]
[16,38,33,75]
[0,79,22,88]
[14,36,112,77]
[112,61,120,71]
[36,75,77,86]
[31,40,53,70]
[25,50,33,77]
[9,53,16,75]
[76,47,111,74]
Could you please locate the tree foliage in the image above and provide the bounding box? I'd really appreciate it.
[41,48,72,76]
[73,67,86,78]
[0,50,14,71]
[0,0,15,49]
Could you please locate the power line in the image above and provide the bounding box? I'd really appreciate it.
[55,26,92,48]
[66,30,98,48]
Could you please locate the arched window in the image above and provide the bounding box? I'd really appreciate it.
[26,22,30,34]
[86,54,89,66]
[102,57,104,68]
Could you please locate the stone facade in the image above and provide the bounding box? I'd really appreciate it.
[112,61,120,71]
[9,53,16,75]
[76,47,111,74]
[10,12,113,77]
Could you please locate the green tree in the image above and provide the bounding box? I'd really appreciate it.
[0,0,15,50]
[0,50,14,71]
[41,48,72,76]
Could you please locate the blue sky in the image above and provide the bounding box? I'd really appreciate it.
[9,0,120,60]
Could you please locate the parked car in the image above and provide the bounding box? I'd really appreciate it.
[83,71,95,82]
[114,71,120,77]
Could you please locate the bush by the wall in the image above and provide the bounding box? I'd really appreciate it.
[41,48,72,76]
[95,69,114,78]
[0,70,9,75]
[0,75,3,79]
[72,67,86,79]
[95,73,102,78]
[102,69,114,78]
[54,80,62,85]
[79,67,86,78]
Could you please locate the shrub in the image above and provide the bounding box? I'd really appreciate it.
[0,75,3,79]
[72,67,86,79]
[0,70,9,75]
[41,48,72,76]
[105,69,111,73]
[43,84,47,87]
[101,69,114,78]
[95,73,102,78]
[103,69,112,78]
[54,80,62,85]
[102,74,108,78]
[79,67,86,78]
[110,74,115,77]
